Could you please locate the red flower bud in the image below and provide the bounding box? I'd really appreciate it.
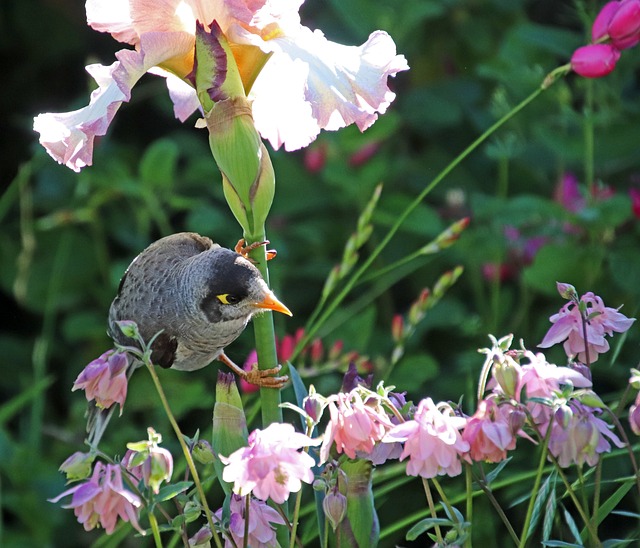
[571,44,620,78]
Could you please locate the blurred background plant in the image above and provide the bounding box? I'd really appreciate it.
[2,0,640,546]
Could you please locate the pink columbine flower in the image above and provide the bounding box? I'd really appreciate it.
[122,428,174,494]
[383,398,469,478]
[546,401,624,468]
[571,44,621,78]
[49,461,143,534]
[220,422,319,504]
[33,0,409,172]
[319,388,394,463]
[214,494,285,548]
[519,351,592,425]
[539,289,635,363]
[72,350,130,412]
[629,393,640,435]
[462,399,522,463]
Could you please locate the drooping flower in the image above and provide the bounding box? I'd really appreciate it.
[570,44,621,78]
[592,0,640,50]
[49,461,143,534]
[319,387,394,463]
[545,401,624,467]
[33,0,408,172]
[72,349,130,412]
[383,398,469,478]
[220,422,319,504]
[539,289,635,363]
[214,494,285,548]
[122,427,174,494]
[462,399,522,463]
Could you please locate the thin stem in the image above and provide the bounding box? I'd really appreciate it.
[243,495,250,548]
[584,79,595,196]
[519,424,553,547]
[148,511,163,548]
[293,82,549,361]
[475,466,521,545]
[144,361,223,548]
[289,489,303,548]
[464,464,473,548]
[431,477,458,526]
[422,477,444,545]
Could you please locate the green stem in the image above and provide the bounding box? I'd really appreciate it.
[293,82,549,360]
[144,361,223,548]
[519,424,553,547]
[464,464,473,548]
[148,511,163,548]
[422,478,444,545]
[584,79,595,196]
[289,488,303,548]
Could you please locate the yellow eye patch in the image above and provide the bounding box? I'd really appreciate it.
[216,294,240,305]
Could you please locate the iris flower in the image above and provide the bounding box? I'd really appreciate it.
[34,0,408,172]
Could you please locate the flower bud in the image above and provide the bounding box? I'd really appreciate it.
[192,440,216,465]
[629,397,640,435]
[189,524,212,547]
[493,355,521,399]
[303,386,326,424]
[571,44,621,78]
[323,488,347,531]
[556,282,578,301]
[592,1,620,41]
[116,320,139,339]
[59,451,95,481]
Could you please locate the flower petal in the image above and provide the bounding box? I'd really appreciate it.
[251,27,408,151]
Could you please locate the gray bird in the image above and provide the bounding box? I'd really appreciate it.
[108,232,292,385]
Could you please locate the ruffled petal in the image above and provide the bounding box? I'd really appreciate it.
[149,67,201,121]
[33,31,194,171]
[86,0,137,44]
[250,27,408,151]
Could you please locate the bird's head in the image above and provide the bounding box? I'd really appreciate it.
[192,248,292,324]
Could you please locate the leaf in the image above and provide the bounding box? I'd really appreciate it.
[406,518,452,541]
[155,481,193,502]
[139,139,178,190]
[543,478,557,542]
[483,457,511,486]
[527,472,556,541]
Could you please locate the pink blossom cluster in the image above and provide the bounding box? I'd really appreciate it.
[49,461,143,535]
[220,422,319,504]
[571,0,640,78]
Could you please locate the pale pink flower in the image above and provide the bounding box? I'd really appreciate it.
[546,402,624,468]
[220,422,319,504]
[629,394,640,435]
[319,389,394,463]
[462,399,521,463]
[49,461,143,534]
[383,398,469,478]
[519,351,592,425]
[214,494,285,548]
[72,350,129,412]
[33,0,408,172]
[539,289,635,363]
[122,428,174,494]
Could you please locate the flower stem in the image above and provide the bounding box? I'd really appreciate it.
[465,464,473,548]
[519,424,553,547]
[144,360,223,548]
[148,511,163,548]
[422,477,444,545]
[294,80,550,358]
[289,488,303,548]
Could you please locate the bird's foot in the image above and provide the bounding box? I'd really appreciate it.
[235,239,277,261]
[218,351,288,388]
[242,363,289,388]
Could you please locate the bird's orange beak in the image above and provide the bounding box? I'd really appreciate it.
[254,291,293,316]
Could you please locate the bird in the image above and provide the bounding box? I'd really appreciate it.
[107,232,292,386]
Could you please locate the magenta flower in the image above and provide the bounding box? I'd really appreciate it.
[383,398,469,478]
[462,399,521,463]
[593,0,640,50]
[546,401,624,467]
[72,350,130,412]
[319,388,394,463]
[220,422,319,504]
[33,0,408,172]
[629,393,640,435]
[214,494,285,548]
[49,461,143,534]
[539,289,635,363]
[571,44,621,78]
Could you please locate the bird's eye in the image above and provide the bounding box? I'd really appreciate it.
[216,293,241,305]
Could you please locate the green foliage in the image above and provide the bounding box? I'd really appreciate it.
[3,0,640,546]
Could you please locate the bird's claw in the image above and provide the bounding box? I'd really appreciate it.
[242,363,289,388]
[235,239,277,262]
